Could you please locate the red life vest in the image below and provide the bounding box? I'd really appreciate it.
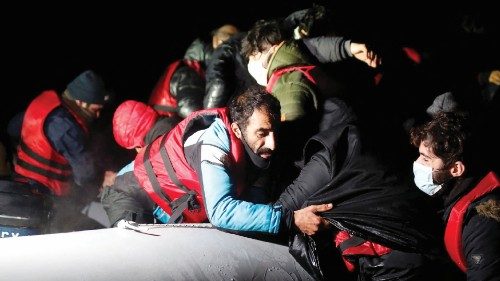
[14,91,88,196]
[334,230,392,272]
[266,65,317,121]
[148,59,205,117]
[444,171,500,272]
[266,65,316,93]
[134,108,245,223]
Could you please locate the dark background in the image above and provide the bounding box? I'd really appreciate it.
[2,1,497,136]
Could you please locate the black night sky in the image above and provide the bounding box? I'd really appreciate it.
[2,2,498,138]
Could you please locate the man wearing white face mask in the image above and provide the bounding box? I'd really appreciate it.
[204,13,379,112]
[409,111,500,280]
[243,19,379,123]
[242,19,381,190]
[413,162,451,196]
[247,48,272,86]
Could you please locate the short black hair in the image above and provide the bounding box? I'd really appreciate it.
[228,86,280,132]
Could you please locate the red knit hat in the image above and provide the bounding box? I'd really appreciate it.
[113,100,159,149]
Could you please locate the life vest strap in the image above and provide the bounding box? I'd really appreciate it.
[143,138,172,204]
[158,133,200,213]
[16,158,70,182]
[20,140,71,171]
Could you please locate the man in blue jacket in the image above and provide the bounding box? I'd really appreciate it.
[8,70,115,234]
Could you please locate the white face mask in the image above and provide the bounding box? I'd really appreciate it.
[247,59,268,86]
[412,161,443,196]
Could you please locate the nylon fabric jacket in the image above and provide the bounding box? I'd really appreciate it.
[267,40,320,122]
[204,33,258,109]
[133,108,245,223]
[440,173,500,281]
[204,35,353,110]
[149,60,204,118]
[277,98,445,280]
[14,91,89,196]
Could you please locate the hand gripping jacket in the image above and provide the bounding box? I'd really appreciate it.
[444,171,500,272]
[148,59,205,117]
[134,108,245,223]
[14,91,89,196]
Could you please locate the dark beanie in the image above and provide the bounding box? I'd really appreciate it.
[66,70,110,104]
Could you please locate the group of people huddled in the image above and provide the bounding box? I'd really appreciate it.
[0,4,498,281]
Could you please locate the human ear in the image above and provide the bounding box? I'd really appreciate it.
[231,123,242,139]
[450,161,465,177]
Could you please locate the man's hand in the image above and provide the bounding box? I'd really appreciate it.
[489,70,500,85]
[350,42,381,68]
[102,170,117,188]
[293,203,332,235]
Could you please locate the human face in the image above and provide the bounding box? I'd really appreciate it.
[415,141,451,185]
[247,49,272,86]
[237,108,276,160]
[81,102,104,119]
[416,141,444,171]
[248,48,273,68]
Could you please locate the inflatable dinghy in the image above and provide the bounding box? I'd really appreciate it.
[0,222,314,281]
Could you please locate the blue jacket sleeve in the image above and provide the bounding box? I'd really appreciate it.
[198,119,281,234]
[117,161,134,176]
[45,108,97,186]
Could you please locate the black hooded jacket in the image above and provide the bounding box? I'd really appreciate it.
[276,98,447,280]
[204,33,257,108]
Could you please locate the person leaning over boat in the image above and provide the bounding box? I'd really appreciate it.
[4,70,116,234]
[105,87,331,234]
[101,100,180,226]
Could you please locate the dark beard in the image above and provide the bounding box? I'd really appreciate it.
[241,135,271,170]
[433,169,453,185]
